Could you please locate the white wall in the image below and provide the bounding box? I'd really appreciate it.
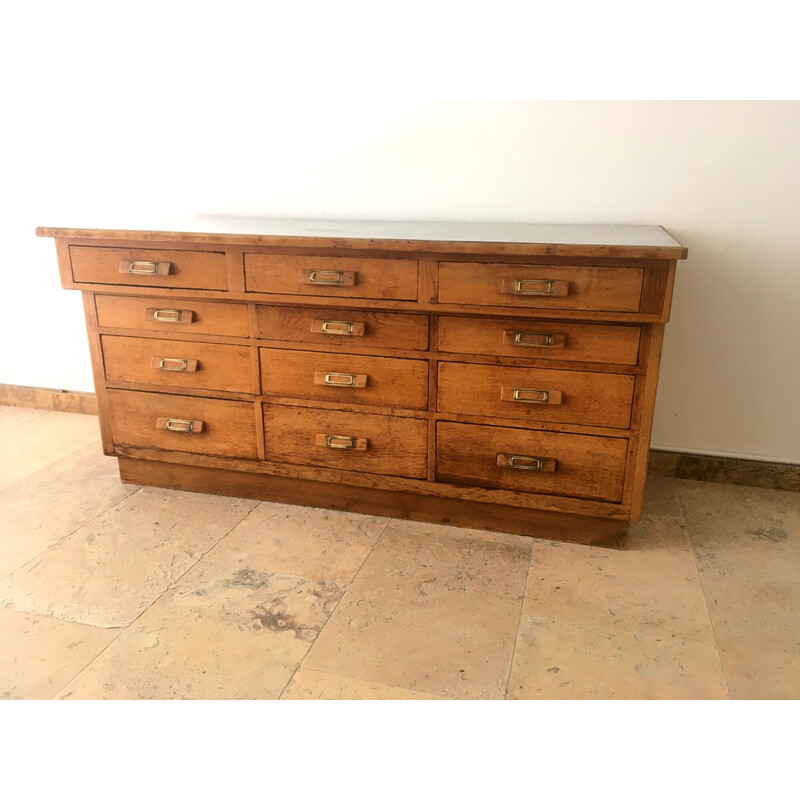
[4,96,799,462]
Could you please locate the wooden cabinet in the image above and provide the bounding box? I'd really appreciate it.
[38,221,687,547]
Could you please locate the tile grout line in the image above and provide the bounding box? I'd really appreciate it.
[51,499,264,700]
[277,516,394,700]
[0,485,145,584]
[673,480,733,700]
[502,537,537,700]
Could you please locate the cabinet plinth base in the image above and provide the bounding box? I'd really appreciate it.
[117,456,628,549]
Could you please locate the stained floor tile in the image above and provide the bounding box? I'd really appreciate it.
[0,410,101,488]
[205,502,387,584]
[679,480,800,699]
[0,488,258,628]
[508,615,729,700]
[281,668,448,700]
[56,562,343,700]
[0,443,139,579]
[0,607,118,699]
[302,520,531,700]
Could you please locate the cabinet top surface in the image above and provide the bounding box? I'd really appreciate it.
[36,217,687,259]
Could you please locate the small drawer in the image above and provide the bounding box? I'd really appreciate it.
[96,295,250,337]
[436,421,628,502]
[102,335,253,393]
[260,348,428,410]
[438,362,634,428]
[245,254,418,300]
[438,262,643,312]
[71,246,227,290]
[256,306,429,351]
[437,316,640,365]
[107,389,257,459]
[264,405,427,479]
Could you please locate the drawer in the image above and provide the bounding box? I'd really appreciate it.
[102,335,253,393]
[244,254,418,300]
[260,348,428,410]
[71,246,227,290]
[436,421,628,502]
[264,405,427,479]
[95,295,250,337]
[107,389,257,459]
[438,362,634,428]
[256,305,429,351]
[438,262,643,312]
[437,316,640,365]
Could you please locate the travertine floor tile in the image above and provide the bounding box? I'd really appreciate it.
[56,562,343,699]
[281,668,447,700]
[0,443,138,579]
[205,502,387,584]
[0,488,258,628]
[0,607,118,699]
[0,406,50,432]
[508,615,729,700]
[523,517,715,644]
[302,520,531,699]
[0,410,101,488]
[679,480,800,699]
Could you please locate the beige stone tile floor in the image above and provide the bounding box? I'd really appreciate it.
[1,408,798,700]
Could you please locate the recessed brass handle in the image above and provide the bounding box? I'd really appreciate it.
[315,433,368,450]
[314,371,368,388]
[300,269,356,286]
[503,330,567,349]
[497,453,557,472]
[156,417,204,433]
[120,260,173,276]
[500,278,569,297]
[311,319,367,336]
[500,387,563,405]
[150,357,198,372]
[148,308,194,324]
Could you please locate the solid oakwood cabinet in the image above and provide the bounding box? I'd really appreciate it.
[38,220,687,547]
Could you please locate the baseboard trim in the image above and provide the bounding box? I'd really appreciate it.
[0,383,97,415]
[648,450,799,492]
[1,383,796,492]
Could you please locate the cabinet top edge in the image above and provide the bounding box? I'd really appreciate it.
[35,219,688,260]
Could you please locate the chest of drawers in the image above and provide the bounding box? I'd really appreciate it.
[38,221,687,547]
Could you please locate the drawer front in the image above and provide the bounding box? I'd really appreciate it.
[438,362,634,428]
[256,306,429,351]
[437,316,640,365]
[71,246,227,290]
[436,421,628,502]
[107,389,257,459]
[264,405,427,478]
[438,262,643,312]
[102,335,253,393]
[260,349,428,410]
[96,295,250,337]
[245,254,418,300]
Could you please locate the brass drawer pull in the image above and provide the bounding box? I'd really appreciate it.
[148,308,194,324]
[311,319,367,336]
[156,417,204,433]
[314,371,368,388]
[500,278,569,297]
[497,453,557,472]
[503,330,566,349]
[501,387,563,405]
[315,433,368,451]
[301,269,356,286]
[150,357,199,372]
[120,260,173,276]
